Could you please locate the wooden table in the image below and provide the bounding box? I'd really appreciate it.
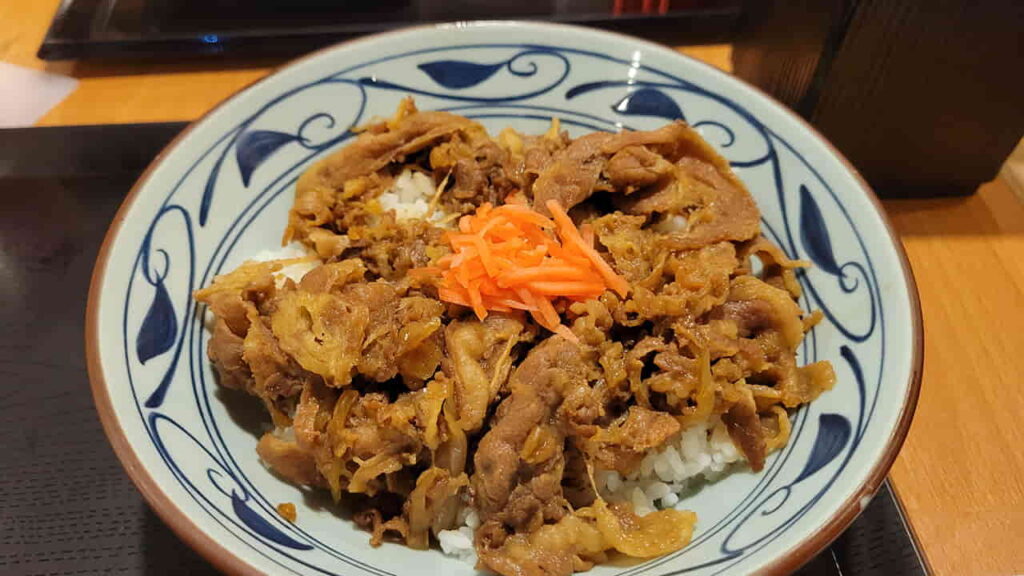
[4,2,1023,574]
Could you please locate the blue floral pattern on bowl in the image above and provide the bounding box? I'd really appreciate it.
[89,22,919,576]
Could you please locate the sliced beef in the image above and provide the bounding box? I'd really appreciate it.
[717,275,805,350]
[442,315,527,432]
[270,288,370,387]
[530,122,688,213]
[711,276,836,410]
[271,277,444,389]
[287,104,479,242]
[603,145,676,191]
[207,317,252,391]
[194,260,278,336]
[590,213,658,283]
[196,260,309,422]
[658,157,761,249]
[430,126,519,212]
[737,235,805,298]
[242,306,309,417]
[320,389,433,497]
[472,337,587,534]
[586,406,681,475]
[404,467,469,549]
[531,132,616,214]
[476,512,608,576]
[561,443,597,509]
[346,284,443,386]
[351,217,448,281]
[256,432,323,487]
[518,133,569,182]
[721,387,766,471]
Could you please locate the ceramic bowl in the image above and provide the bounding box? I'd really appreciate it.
[86,21,922,576]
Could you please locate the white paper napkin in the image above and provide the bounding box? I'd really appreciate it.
[0,62,78,128]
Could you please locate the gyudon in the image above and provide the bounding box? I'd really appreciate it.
[195,99,834,576]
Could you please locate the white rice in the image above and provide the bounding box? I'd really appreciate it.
[205,242,321,330]
[230,168,440,299]
[438,504,480,566]
[248,169,443,287]
[206,170,445,336]
[595,416,743,516]
[437,416,745,564]
[652,213,689,234]
[251,240,309,263]
[251,241,321,287]
[378,169,439,221]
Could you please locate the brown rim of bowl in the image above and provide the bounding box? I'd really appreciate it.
[86,20,924,576]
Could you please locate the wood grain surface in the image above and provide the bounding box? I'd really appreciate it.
[884,178,1024,576]
[3,1,1023,574]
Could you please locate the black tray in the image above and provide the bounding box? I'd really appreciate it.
[39,0,740,60]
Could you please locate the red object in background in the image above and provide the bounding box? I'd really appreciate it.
[614,0,696,16]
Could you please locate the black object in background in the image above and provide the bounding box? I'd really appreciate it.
[732,0,1024,197]
[39,0,741,60]
[0,121,928,575]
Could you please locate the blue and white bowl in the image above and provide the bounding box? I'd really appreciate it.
[86,21,922,576]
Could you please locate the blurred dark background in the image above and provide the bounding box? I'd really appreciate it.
[38,0,1024,197]
[39,0,743,59]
